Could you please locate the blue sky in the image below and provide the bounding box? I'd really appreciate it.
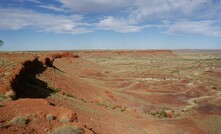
[0,0,221,50]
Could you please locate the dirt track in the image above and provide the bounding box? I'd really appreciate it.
[0,50,221,134]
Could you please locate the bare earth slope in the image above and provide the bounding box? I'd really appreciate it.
[0,50,221,134]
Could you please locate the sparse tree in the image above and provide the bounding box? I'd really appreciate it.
[0,40,3,47]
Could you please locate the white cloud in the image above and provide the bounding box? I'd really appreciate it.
[0,8,91,34]
[57,0,211,17]
[38,5,68,12]
[12,0,41,4]
[0,0,220,36]
[57,0,132,13]
[97,16,145,33]
[25,0,41,3]
[129,0,211,22]
[58,0,220,22]
[165,20,221,37]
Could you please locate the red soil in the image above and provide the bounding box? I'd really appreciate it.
[0,50,220,134]
[77,50,175,59]
[0,99,93,134]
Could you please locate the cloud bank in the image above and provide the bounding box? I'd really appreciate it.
[0,0,220,36]
[0,8,91,34]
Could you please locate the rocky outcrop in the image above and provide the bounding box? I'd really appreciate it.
[0,52,79,99]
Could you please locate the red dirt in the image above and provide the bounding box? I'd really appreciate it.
[0,50,221,134]
[0,99,93,134]
[198,104,221,115]
[77,50,175,59]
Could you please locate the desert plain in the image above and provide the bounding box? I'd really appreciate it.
[0,50,221,134]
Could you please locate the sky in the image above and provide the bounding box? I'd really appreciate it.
[0,0,221,51]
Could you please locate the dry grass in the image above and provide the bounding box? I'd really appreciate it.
[46,114,55,121]
[51,125,84,134]
[59,115,70,123]
[9,116,29,126]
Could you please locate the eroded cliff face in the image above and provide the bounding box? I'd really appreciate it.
[0,52,94,134]
[0,52,79,99]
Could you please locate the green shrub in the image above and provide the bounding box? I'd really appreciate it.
[48,86,60,92]
[211,85,217,90]
[66,93,76,99]
[151,110,168,118]
[9,116,29,126]
[46,114,55,121]
[51,125,84,134]
[59,118,69,123]
[0,94,6,101]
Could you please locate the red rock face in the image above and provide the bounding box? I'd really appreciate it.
[77,50,175,59]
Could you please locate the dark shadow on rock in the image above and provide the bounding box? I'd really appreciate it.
[11,58,57,99]
[45,57,65,73]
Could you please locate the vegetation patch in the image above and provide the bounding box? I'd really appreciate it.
[211,85,217,90]
[150,109,176,118]
[9,116,29,126]
[48,86,61,92]
[46,114,55,121]
[0,94,6,101]
[151,110,168,118]
[59,115,71,123]
[65,93,77,99]
[51,125,84,134]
